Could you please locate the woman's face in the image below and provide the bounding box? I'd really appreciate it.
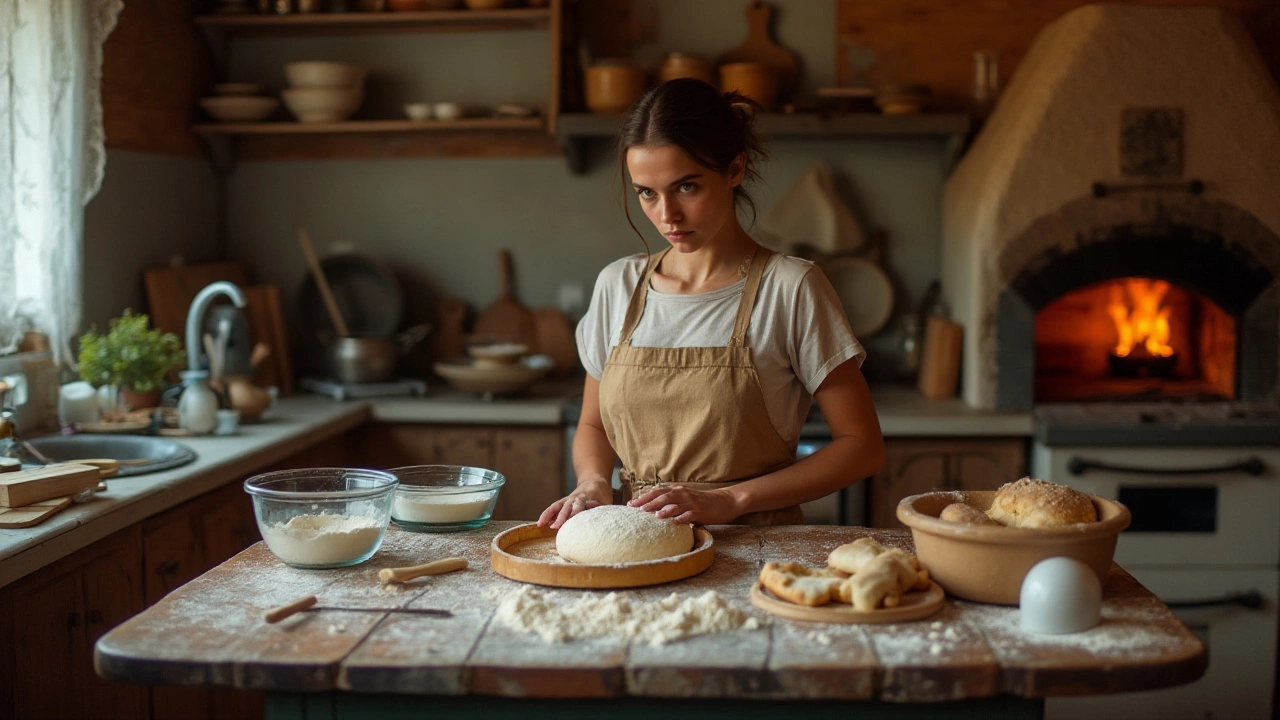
[626,144,744,254]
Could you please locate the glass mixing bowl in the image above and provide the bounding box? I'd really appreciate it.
[244,467,398,569]
[388,465,506,532]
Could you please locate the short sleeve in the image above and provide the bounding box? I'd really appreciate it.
[575,264,618,380]
[789,265,866,394]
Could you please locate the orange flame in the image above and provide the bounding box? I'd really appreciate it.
[1108,279,1174,358]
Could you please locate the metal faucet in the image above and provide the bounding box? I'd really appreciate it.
[185,281,247,374]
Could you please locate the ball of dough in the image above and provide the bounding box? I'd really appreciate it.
[555,505,695,564]
[939,502,1000,526]
[986,477,1098,528]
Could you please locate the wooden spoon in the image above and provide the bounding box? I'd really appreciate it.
[297,226,350,338]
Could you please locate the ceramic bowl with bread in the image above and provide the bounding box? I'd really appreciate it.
[896,478,1131,605]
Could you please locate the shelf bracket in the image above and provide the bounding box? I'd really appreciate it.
[559,134,588,176]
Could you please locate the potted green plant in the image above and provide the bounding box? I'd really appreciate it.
[78,311,186,410]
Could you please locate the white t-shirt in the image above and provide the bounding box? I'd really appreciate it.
[575,252,865,449]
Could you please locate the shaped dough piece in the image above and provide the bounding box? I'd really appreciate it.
[827,537,884,574]
[879,547,931,591]
[837,554,904,611]
[556,505,694,564]
[759,562,845,606]
[986,477,1098,529]
[940,502,1001,526]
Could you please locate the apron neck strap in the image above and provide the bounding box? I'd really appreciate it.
[729,246,772,347]
[618,248,670,346]
[617,246,773,347]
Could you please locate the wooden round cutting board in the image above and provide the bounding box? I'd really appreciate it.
[750,580,945,624]
[491,523,714,589]
[473,250,538,349]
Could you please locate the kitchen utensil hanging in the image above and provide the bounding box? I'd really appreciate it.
[821,231,895,339]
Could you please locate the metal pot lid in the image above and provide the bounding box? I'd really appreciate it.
[297,253,403,338]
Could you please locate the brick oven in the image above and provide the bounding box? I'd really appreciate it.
[940,5,1280,719]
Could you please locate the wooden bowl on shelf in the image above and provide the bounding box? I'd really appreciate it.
[584,62,646,115]
[897,490,1131,605]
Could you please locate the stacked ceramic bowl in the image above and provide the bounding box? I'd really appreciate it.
[198,82,279,123]
[282,61,366,123]
[433,343,552,398]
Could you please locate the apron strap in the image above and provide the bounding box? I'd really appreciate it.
[729,247,773,348]
[618,249,670,346]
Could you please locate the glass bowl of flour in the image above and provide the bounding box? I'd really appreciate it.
[388,465,506,532]
[244,468,398,569]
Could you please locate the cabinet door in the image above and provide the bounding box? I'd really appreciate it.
[952,439,1026,493]
[870,439,953,528]
[491,426,564,521]
[429,426,495,469]
[200,481,261,569]
[143,505,205,606]
[79,528,148,720]
[11,569,83,718]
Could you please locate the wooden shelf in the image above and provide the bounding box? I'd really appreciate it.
[556,112,973,173]
[193,116,546,168]
[193,8,552,36]
[193,116,543,135]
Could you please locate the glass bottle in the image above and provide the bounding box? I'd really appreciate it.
[178,370,219,435]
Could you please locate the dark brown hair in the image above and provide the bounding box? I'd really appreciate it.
[616,78,768,249]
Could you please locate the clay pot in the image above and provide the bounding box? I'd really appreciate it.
[658,53,713,85]
[584,62,647,115]
[719,61,778,110]
[120,387,161,411]
[225,376,272,421]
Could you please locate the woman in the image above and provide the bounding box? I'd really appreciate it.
[539,78,885,529]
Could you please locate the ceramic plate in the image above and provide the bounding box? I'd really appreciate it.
[823,256,894,338]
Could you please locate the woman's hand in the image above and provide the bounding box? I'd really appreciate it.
[538,476,613,529]
[626,485,741,525]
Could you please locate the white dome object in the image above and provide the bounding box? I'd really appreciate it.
[759,161,866,255]
[1019,556,1102,635]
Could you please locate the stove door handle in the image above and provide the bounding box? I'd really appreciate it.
[1164,590,1264,610]
[1066,456,1266,477]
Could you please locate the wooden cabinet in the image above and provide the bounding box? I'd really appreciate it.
[869,438,1027,528]
[357,422,564,521]
[0,526,148,720]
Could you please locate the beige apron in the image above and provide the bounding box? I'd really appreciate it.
[598,246,804,526]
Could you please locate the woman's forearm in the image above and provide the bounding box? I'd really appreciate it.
[571,419,617,499]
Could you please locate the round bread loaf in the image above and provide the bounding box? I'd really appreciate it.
[939,502,1000,526]
[556,505,694,564]
[986,477,1098,528]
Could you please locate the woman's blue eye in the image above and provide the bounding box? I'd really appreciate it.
[637,188,655,199]
[679,183,696,192]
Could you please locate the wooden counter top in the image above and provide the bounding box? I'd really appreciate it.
[95,523,1205,705]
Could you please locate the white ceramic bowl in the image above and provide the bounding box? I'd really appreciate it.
[244,468,398,569]
[283,87,364,123]
[404,102,433,121]
[284,61,366,89]
[198,96,279,122]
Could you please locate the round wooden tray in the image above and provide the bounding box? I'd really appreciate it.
[490,523,714,589]
[750,580,946,624]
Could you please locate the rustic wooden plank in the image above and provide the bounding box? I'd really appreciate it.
[624,526,771,697]
[961,565,1209,696]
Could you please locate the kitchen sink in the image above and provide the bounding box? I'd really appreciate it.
[23,435,197,477]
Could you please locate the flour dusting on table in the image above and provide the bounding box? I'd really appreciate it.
[493,586,761,645]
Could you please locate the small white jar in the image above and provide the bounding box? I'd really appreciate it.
[177,370,219,435]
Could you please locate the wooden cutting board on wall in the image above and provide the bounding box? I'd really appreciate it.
[836,0,1280,112]
[143,262,248,338]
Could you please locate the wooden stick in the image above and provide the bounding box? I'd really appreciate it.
[378,557,468,584]
[296,226,350,338]
[264,594,317,624]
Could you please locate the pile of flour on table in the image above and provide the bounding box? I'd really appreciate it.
[493,586,761,645]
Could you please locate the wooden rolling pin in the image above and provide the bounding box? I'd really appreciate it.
[263,594,453,623]
[378,557,468,584]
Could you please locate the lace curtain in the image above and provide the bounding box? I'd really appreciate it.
[0,0,123,365]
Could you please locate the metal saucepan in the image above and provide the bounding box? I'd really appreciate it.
[323,324,432,385]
